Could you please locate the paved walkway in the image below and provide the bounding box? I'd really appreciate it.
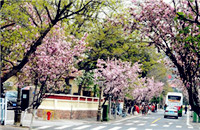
[1,110,141,130]
[1,109,199,130]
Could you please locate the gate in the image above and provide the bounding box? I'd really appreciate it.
[0,97,7,125]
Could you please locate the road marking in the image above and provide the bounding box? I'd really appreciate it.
[114,122,122,125]
[91,126,106,130]
[37,126,52,129]
[104,122,111,124]
[55,125,73,129]
[125,123,133,125]
[150,124,157,126]
[176,126,182,128]
[152,118,161,124]
[163,125,169,127]
[133,120,140,123]
[188,126,193,129]
[108,126,121,130]
[73,125,91,129]
[169,122,173,125]
[138,123,145,126]
[115,114,142,122]
[127,128,137,130]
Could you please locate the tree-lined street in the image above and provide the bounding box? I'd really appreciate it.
[1,0,199,129]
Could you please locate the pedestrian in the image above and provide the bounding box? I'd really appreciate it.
[141,105,145,115]
[144,104,148,115]
[136,104,140,114]
[185,104,187,114]
[164,104,167,110]
[155,103,157,112]
[128,101,132,114]
[132,104,136,115]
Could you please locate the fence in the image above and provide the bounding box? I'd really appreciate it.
[0,97,7,125]
[37,94,124,120]
[37,94,102,119]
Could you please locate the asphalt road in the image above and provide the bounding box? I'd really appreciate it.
[1,109,200,130]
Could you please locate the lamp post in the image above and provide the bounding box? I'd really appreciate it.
[97,80,103,121]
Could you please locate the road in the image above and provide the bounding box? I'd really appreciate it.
[1,109,200,130]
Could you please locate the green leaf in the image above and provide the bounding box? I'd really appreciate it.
[177,12,184,16]
[174,17,178,21]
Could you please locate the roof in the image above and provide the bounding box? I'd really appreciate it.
[69,71,82,78]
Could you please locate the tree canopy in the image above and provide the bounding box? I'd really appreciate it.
[128,0,200,115]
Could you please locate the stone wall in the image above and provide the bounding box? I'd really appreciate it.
[37,109,97,119]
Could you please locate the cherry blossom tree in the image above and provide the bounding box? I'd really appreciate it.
[94,58,141,98]
[17,24,88,128]
[94,58,142,115]
[128,0,200,115]
[132,77,164,103]
[94,58,164,114]
[19,24,88,109]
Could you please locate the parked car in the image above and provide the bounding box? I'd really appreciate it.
[164,106,178,119]
[5,91,17,110]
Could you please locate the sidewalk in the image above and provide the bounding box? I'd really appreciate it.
[1,110,142,130]
[188,110,200,128]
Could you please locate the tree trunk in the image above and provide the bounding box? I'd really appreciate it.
[114,99,117,119]
[29,109,36,130]
[1,82,5,98]
[122,98,127,114]
[188,86,200,117]
[78,84,82,95]
[14,87,21,126]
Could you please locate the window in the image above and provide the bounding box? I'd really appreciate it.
[168,96,181,101]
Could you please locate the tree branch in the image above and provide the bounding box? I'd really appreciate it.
[0,0,4,10]
[44,5,53,24]
[0,23,15,30]
[19,5,38,27]
[56,2,73,20]
[33,5,43,27]
[58,0,93,21]
[1,24,54,83]
[56,0,61,17]
[177,12,200,25]
[2,58,15,67]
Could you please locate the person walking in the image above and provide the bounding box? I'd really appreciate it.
[164,104,167,110]
[141,105,145,115]
[155,103,157,112]
[135,104,140,114]
[185,105,187,114]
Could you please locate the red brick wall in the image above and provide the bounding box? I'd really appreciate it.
[37,109,97,120]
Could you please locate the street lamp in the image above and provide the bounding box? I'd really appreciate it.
[97,80,103,121]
